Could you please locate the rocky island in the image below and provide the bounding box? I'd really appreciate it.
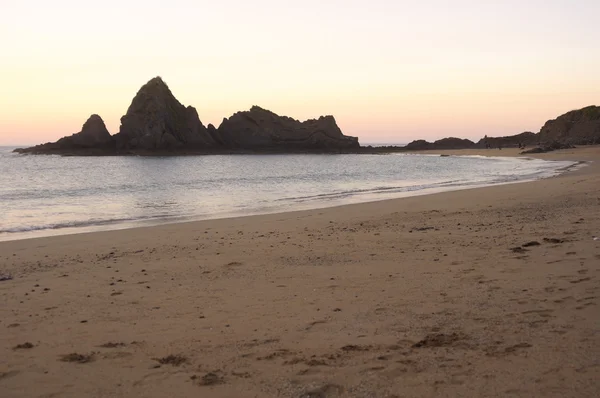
[15,77,360,155]
[14,76,599,156]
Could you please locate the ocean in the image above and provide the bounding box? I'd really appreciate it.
[0,146,576,241]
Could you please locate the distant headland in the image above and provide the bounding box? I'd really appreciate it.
[14,77,600,155]
[402,105,600,153]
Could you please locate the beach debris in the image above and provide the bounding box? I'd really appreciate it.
[13,342,34,350]
[60,352,96,363]
[522,241,541,247]
[0,274,13,282]
[593,236,599,241]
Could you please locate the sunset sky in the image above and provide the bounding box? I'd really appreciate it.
[1,0,599,145]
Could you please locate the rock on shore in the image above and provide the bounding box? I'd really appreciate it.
[538,106,600,145]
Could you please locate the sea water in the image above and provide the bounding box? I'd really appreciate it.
[0,146,576,241]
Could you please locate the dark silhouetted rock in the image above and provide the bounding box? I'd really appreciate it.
[18,76,595,156]
[206,123,223,145]
[404,105,598,153]
[68,115,112,146]
[520,141,574,154]
[404,137,475,151]
[114,77,217,151]
[477,131,539,149]
[217,106,359,151]
[538,106,600,145]
[14,115,114,155]
[403,139,431,150]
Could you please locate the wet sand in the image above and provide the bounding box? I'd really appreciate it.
[1,146,599,397]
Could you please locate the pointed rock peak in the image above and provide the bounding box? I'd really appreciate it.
[80,114,111,140]
[146,76,168,86]
[133,76,175,100]
[83,114,106,127]
[117,76,218,149]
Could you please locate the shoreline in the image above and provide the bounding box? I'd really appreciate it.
[0,151,582,243]
[1,146,598,397]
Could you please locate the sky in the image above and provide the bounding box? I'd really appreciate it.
[1,0,599,145]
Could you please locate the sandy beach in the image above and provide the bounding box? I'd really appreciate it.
[1,147,599,398]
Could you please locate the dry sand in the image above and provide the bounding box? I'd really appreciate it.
[1,147,599,397]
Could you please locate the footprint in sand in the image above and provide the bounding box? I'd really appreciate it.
[0,370,20,380]
[59,353,96,363]
[553,296,575,304]
[299,384,344,398]
[486,342,532,357]
[522,309,554,318]
[192,372,225,386]
[570,277,592,284]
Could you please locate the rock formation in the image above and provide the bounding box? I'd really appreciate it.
[15,77,359,155]
[403,105,599,152]
[538,106,600,145]
[404,137,475,151]
[520,141,574,154]
[477,131,538,149]
[114,77,217,151]
[475,106,600,150]
[14,115,114,154]
[12,77,598,155]
[217,106,359,150]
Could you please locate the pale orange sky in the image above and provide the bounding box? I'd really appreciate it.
[1,0,599,145]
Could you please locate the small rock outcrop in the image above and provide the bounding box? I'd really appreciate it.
[14,115,113,155]
[538,106,600,145]
[69,115,113,146]
[477,131,538,149]
[404,137,476,151]
[520,141,574,154]
[217,106,359,151]
[114,77,217,151]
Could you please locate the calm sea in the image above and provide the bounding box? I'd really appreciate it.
[0,146,575,241]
